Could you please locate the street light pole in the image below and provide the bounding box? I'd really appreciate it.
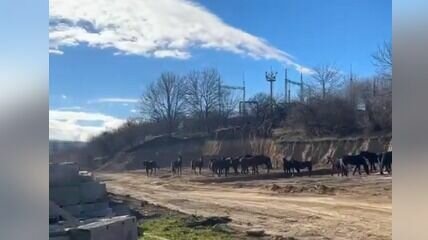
[265,69,277,116]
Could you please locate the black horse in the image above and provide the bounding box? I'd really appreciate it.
[239,154,253,175]
[292,159,312,176]
[379,151,392,175]
[210,157,230,177]
[360,151,379,172]
[143,160,159,176]
[228,157,240,175]
[191,157,203,175]
[341,154,370,176]
[282,157,294,174]
[171,156,183,176]
[244,155,272,175]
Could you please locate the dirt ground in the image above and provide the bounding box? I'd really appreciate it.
[97,168,391,240]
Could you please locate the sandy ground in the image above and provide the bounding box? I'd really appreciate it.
[97,168,391,240]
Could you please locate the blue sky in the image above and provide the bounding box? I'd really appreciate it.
[49,0,391,141]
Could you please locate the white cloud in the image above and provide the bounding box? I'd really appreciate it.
[49,110,125,142]
[130,109,137,113]
[49,49,64,55]
[49,0,312,73]
[57,106,82,111]
[88,98,139,104]
[61,94,67,100]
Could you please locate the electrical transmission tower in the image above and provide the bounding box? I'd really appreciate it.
[218,77,246,115]
[284,68,305,103]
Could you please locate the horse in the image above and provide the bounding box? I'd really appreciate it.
[341,154,370,176]
[359,151,379,172]
[210,157,230,177]
[282,157,294,174]
[191,157,203,175]
[239,155,253,175]
[379,151,392,175]
[291,159,313,176]
[142,160,159,176]
[171,156,183,176]
[228,157,240,175]
[245,155,272,175]
[327,157,346,176]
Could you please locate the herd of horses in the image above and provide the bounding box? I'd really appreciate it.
[142,151,392,177]
[328,151,392,176]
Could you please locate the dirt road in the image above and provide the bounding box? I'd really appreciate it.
[98,169,391,240]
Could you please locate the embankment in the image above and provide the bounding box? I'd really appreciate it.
[97,133,391,171]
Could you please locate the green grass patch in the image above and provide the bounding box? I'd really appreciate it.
[139,215,232,240]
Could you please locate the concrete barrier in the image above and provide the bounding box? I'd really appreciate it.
[50,162,80,187]
[50,186,80,206]
[79,182,107,203]
[69,216,138,240]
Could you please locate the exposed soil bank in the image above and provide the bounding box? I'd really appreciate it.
[99,135,391,171]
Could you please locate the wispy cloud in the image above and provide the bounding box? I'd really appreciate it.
[49,110,125,141]
[88,98,139,104]
[56,106,82,111]
[50,49,64,55]
[61,94,67,100]
[49,0,312,73]
[130,109,138,114]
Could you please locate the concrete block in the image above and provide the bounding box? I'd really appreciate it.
[49,225,71,240]
[61,202,112,219]
[78,171,94,182]
[83,208,113,218]
[111,203,131,216]
[50,236,70,240]
[50,162,80,187]
[50,186,80,207]
[63,205,82,218]
[80,202,109,213]
[69,216,138,240]
[79,182,107,203]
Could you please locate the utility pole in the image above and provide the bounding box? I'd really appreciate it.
[265,69,277,116]
[284,68,288,103]
[350,64,355,107]
[243,73,246,116]
[373,78,377,96]
[218,77,222,114]
[300,72,304,102]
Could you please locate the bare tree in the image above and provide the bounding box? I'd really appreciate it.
[140,72,186,135]
[372,41,392,80]
[311,64,343,99]
[184,69,220,121]
[220,87,239,119]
